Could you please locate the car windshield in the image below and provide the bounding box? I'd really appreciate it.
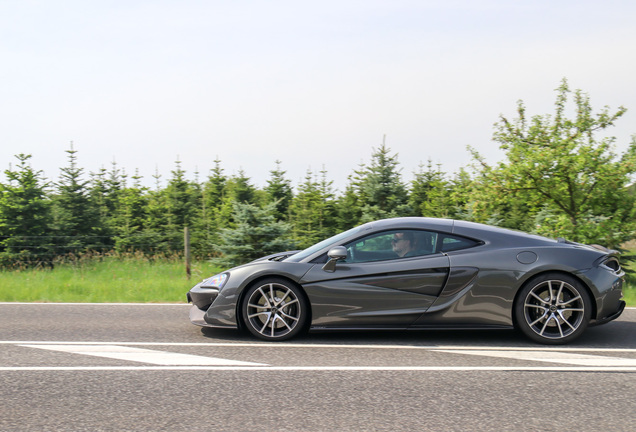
[284,225,365,262]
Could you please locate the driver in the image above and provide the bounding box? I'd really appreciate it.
[392,232,417,257]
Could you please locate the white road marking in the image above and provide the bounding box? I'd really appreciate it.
[3,341,636,353]
[20,344,267,366]
[2,341,635,372]
[1,366,636,372]
[434,349,636,367]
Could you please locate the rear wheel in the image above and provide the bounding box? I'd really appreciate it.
[241,278,308,341]
[514,273,592,344]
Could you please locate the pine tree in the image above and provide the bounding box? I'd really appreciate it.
[0,154,51,266]
[336,170,364,230]
[50,144,101,255]
[290,168,337,248]
[214,202,297,267]
[112,170,149,252]
[219,170,258,227]
[164,159,199,231]
[196,159,228,256]
[410,160,452,218]
[264,160,293,221]
[89,160,125,244]
[352,139,411,223]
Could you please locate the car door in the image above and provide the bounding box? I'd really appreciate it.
[299,229,451,328]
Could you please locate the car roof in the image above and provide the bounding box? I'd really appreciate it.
[369,217,557,246]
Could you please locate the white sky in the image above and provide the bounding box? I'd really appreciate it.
[1,0,635,192]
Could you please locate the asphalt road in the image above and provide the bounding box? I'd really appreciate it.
[1,303,635,432]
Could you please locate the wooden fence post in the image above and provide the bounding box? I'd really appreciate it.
[184,227,191,280]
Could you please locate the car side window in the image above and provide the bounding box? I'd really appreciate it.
[343,229,439,263]
[438,234,481,252]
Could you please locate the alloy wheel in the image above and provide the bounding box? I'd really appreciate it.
[244,281,304,340]
[522,279,586,340]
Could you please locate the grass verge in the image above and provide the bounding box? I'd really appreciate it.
[0,256,221,303]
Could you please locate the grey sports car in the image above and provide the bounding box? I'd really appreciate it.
[187,217,626,344]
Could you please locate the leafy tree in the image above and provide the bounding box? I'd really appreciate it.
[471,79,636,247]
[0,154,51,266]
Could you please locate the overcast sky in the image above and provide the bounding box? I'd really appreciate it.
[1,0,635,191]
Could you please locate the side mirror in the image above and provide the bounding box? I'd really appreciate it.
[322,246,347,272]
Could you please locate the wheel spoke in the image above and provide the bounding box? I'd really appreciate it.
[282,298,299,308]
[539,314,552,335]
[269,284,276,305]
[557,311,577,331]
[276,289,292,306]
[556,281,564,303]
[259,313,272,334]
[525,303,547,311]
[548,281,555,303]
[559,295,581,306]
[279,310,299,322]
[554,315,564,338]
[257,287,271,307]
[276,315,293,331]
[248,310,270,319]
[529,314,547,327]
[529,291,550,305]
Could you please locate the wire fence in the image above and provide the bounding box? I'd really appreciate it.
[0,233,193,268]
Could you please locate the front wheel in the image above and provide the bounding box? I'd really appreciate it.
[514,273,592,345]
[241,278,309,341]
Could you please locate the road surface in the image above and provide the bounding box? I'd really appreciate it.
[1,303,635,431]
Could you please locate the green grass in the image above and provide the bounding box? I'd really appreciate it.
[0,255,634,306]
[0,255,221,303]
[620,251,636,307]
[623,287,636,306]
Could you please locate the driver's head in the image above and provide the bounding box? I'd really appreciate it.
[392,232,415,257]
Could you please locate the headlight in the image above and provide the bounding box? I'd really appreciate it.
[200,273,229,289]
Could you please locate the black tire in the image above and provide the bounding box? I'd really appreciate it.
[241,278,309,341]
[514,273,592,345]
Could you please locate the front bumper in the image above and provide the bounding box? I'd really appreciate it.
[187,284,239,329]
[189,304,210,327]
[187,285,220,310]
[187,284,221,328]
